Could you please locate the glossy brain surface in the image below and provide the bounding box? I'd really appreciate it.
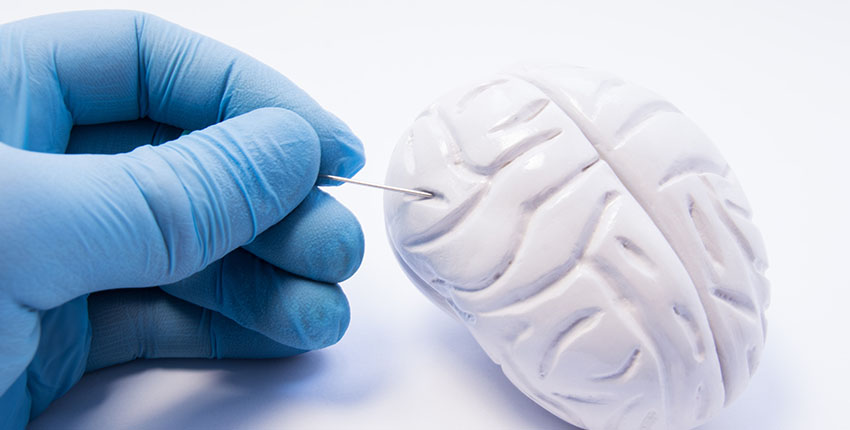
[384,66,769,430]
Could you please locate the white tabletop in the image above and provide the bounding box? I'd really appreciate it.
[8,1,848,428]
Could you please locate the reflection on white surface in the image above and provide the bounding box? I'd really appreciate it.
[31,306,577,429]
[30,303,792,429]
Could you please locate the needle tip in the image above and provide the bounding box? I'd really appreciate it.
[319,175,434,199]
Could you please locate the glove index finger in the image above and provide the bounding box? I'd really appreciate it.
[139,11,365,180]
[1,11,364,179]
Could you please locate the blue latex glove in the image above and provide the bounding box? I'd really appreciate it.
[0,11,365,427]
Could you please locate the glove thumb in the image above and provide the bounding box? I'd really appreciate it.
[0,107,320,309]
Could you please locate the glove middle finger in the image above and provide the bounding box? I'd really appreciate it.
[160,248,351,352]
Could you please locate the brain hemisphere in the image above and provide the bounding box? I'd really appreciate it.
[384,66,769,430]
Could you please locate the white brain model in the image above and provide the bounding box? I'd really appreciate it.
[384,65,769,430]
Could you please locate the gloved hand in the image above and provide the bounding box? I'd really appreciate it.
[0,11,365,427]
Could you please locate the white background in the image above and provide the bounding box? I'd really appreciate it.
[4,1,848,429]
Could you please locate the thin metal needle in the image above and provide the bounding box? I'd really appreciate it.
[320,174,434,199]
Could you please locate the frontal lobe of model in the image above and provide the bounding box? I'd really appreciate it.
[384,65,769,430]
